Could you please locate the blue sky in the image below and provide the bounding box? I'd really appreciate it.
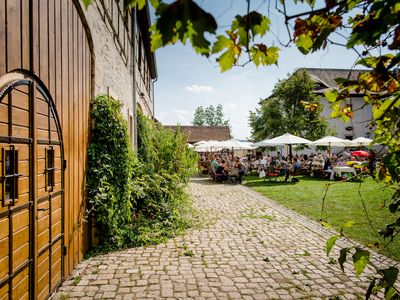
[152,1,360,140]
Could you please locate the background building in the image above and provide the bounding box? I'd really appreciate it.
[0,1,156,298]
[302,68,373,140]
[163,125,232,144]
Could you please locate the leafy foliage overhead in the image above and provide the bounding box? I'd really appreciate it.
[151,0,217,55]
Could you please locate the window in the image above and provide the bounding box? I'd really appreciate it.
[2,146,20,206]
[46,147,55,191]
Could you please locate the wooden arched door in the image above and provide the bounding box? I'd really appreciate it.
[0,72,65,299]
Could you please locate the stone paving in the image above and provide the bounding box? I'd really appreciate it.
[54,177,395,299]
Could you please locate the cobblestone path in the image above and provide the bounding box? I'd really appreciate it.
[55,177,393,299]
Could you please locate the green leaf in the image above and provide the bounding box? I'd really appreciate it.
[212,35,232,53]
[297,34,313,54]
[330,102,341,118]
[217,50,237,72]
[150,25,163,51]
[347,0,358,10]
[82,0,92,9]
[231,12,271,44]
[340,221,356,233]
[149,0,160,9]
[326,234,340,256]
[380,267,399,288]
[352,248,370,277]
[252,16,271,37]
[342,221,356,228]
[124,0,146,9]
[153,0,217,55]
[325,90,338,103]
[356,57,379,68]
[321,221,331,229]
[385,287,397,300]
[250,46,279,67]
[338,247,349,272]
[373,98,400,120]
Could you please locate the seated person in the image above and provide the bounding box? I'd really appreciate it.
[211,155,219,172]
[259,156,267,169]
[221,159,229,173]
[233,157,246,183]
[291,158,301,173]
[324,158,335,180]
[311,154,324,170]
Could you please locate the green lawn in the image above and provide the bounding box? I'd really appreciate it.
[243,174,400,260]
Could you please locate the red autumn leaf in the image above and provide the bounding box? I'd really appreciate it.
[329,15,342,27]
[387,80,398,94]
[294,18,308,38]
[389,25,400,50]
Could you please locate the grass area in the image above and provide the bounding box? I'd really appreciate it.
[243,174,400,260]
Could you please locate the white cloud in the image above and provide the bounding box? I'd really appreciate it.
[157,109,193,125]
[185,85,214,93]
[173,109,192,122]
[224,102,238,111]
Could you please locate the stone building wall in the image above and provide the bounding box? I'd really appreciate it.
[77,1,156,145]
[320,97,374,140]
[78,1,134,115]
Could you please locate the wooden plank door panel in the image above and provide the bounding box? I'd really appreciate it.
[0,0,92,298]
[0,75,65,300]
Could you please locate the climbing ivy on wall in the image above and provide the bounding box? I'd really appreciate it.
[87,95,198,251]
[87,94,135,248]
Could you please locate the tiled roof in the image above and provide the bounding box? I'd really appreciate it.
[298,68,366,94]
[163,125,232,143]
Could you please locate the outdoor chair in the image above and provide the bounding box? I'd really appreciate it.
[287,168,301,182]
[264,166,281,181]
[310,168,325,178]
[226,168,240,184]
[212,166,228,182]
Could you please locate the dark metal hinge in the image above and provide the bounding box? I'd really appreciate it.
[62,245,67,256]
[63,160,67,171]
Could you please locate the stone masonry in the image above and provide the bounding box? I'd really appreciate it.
[54,177,396,299]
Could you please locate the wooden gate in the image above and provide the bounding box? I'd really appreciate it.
[0,73,65,300]
[0,0,92,299]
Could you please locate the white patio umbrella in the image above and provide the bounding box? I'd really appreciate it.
[251,138,270,147]
[264,133,312,146]
[193,140,207,146]
[194,140,221,152]
[216,139,254,150]
[311,136,351,147]
[240,141,256,150]
[349,137,373,147]
[263,133,312,164]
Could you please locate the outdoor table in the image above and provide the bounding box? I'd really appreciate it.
[332,166,356,177]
